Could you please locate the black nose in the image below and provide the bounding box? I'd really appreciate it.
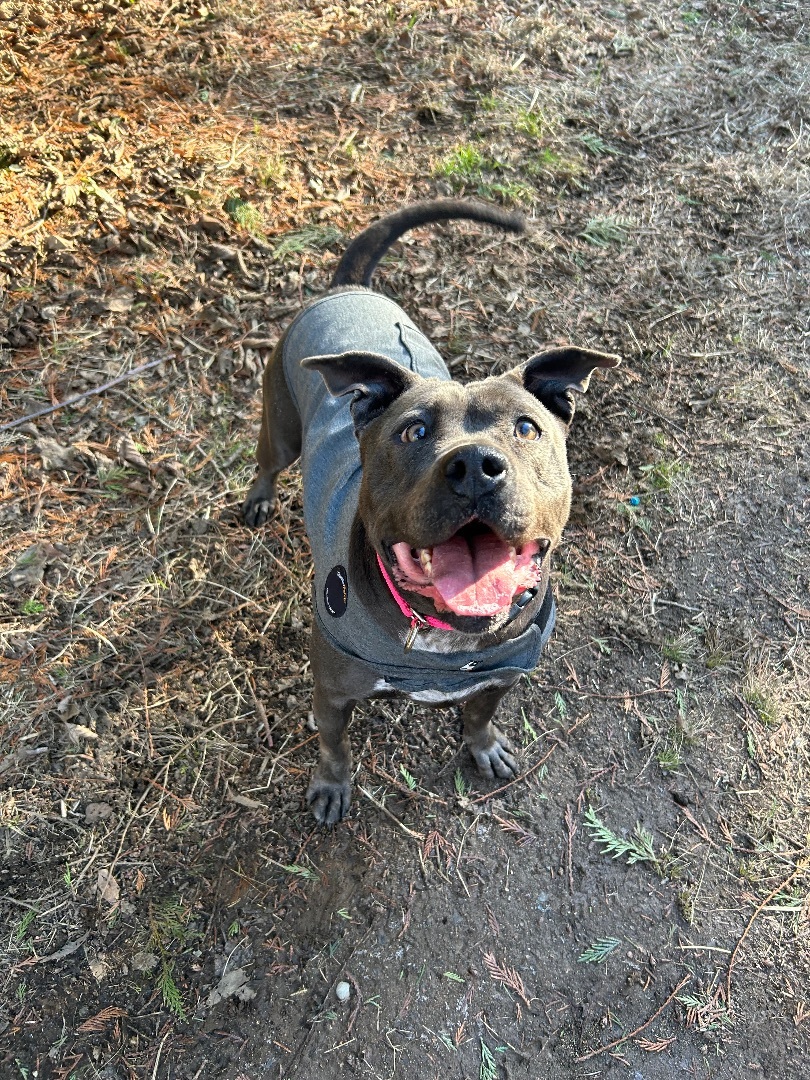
[443,445,509,499]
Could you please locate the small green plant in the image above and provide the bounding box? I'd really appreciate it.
[521,712,539,744]
[656,733,683,772]
[578,936,621,963]
[20,599,45,615]
[224,194,262,233]
[273,223,342,260]
[227,919,240,937]
[678,989,732,1031]
[662,630,699,665]
[580,215,634,247]
[526,146,585,184]
[399,764,417,791]
[149,898,191,948]
[554,692,568,721]
[454,769,470,798]
[579,132,617,156]
[157,960,187,1020]
[435,144,489,185]
[640,458,688,493]
[477,178,534,205]
[15,909,37,941]
[617,500,653,534]
[583,807,658,867]
[97,464,134,495]
[515,109,546,139]
[284,863,319,881]
[742,670,784,726]
[257,154,286,188]
[480,1038,498,1080]
[443,971,464,983]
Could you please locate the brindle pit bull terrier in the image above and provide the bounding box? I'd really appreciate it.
[243,200,619,825]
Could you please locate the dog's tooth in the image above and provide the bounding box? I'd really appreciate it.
[508,545,516,562]
[419,549,433,577]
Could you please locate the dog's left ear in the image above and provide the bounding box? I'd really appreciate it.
[509,347,621,426]
[302,351,421,434]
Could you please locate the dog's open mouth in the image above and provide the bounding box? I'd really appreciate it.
[390,522,546,618]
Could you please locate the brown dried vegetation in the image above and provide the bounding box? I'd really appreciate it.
[1,1,808,1078]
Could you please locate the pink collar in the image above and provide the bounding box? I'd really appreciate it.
[376,553,454,648]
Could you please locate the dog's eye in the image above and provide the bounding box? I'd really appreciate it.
[514,418,541,441]
[401,421,427,443]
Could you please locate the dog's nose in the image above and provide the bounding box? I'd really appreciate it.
[443,445,509,499]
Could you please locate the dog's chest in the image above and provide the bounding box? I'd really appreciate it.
[369,677,499,705]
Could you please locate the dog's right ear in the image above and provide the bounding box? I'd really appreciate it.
[302,352,421,434]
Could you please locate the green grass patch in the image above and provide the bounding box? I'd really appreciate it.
[224,194,263,233]
[273,223,343,260]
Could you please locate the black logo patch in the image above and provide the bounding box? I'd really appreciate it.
[324,565,348,617]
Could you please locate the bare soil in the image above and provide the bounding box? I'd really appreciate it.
[1,2,808,1079]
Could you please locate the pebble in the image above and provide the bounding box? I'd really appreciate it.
[335,981,351,1002]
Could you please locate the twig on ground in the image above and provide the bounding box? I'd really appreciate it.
[358,786,426,841]
[725,860,808,1008]
[470,745,557,804]
[575,976,692,1062]
[0,357,168,432]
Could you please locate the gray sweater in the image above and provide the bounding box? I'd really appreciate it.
[282,289,555,695]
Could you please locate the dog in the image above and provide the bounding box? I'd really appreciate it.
[243,200,619,824]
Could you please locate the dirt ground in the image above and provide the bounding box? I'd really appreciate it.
[1,1,808,1078]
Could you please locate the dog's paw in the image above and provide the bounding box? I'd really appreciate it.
[242,494,276,529]
[243,473,278,528]
[307,777,351,826]
[467,727,518,780]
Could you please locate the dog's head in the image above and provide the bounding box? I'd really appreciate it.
[303,347,619,631]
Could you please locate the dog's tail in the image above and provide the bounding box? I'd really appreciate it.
[330,199,526,288]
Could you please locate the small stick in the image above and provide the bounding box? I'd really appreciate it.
[575,975,691,1062]
[470,744,556,804]
[345,971,362,1033]
[0,356,167,432]
[725,860,807,1008]
[564,804,577,892]
[358,786,425,841]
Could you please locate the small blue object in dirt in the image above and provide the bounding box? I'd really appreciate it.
[628,495,641,506]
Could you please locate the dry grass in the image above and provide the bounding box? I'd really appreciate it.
[1,0,809,1077]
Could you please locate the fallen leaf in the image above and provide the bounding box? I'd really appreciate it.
[96,869,119,906]
[5,542,62,588]
[116,434,149,470]
[207,967,256,1007]
[36,437,76,471]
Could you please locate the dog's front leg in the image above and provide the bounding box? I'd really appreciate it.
[307,685,355,826]
[306,622,378,825]
[461,682,519,780]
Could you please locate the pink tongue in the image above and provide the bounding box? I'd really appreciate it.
[431,532,517,616]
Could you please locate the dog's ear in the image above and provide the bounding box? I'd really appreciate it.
[509,347,620,426]
[302,351,421,433]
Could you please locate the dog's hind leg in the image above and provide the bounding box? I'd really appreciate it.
[243,347,302,527]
